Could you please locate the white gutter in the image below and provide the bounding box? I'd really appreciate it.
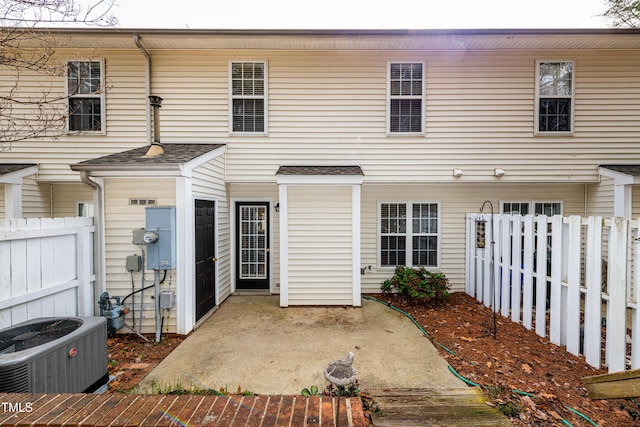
[133,34,152,146]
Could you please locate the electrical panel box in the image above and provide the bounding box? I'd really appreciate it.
[145,206,176,270]
[126,255,142,272]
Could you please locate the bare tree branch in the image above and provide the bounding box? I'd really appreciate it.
[601,0,640,27]
[0,0,117,149]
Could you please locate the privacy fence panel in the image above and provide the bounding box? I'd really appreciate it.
[0,217,95,329]
[466,213,640,374]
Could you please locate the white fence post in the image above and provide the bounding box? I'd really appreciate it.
[608,218,628,373]
[522,215,535,330]
[465,213,640,373]
[565,215,582,356]
[549,215,564,346]
[584,216,603,369]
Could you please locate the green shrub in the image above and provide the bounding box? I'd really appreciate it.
[381,266,450,305]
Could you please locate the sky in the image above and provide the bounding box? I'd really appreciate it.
[109,0,611,29]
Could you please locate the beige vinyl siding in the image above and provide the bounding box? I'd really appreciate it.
[633,186,640,219]
[104,177,176,333]
[22,177,51,218]
[0,50,147,182]
[52,183,94,217]
[218,49,640,184]
[587,178,614,218]
[3,47,640,185]
[228,183,280,289]
[287,185,353,305]
[360,183,586,293]
[192,155,232,303]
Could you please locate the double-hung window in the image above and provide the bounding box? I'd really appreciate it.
[388,62,425,134]
[535,61,574,134]
[230,61,266,133]
[67,60,104,132]
[380,202,439,268]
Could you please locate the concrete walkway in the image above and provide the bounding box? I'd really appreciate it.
[138,295,466,395]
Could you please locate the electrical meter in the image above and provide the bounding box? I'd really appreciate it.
[142,231,159,244]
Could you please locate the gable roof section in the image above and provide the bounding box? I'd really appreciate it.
[599,164,640,185]
[276,166,364,176]
[599,165,640,176]
[0,164,38,184]
[276,165,364,185]
[71,143,225,175]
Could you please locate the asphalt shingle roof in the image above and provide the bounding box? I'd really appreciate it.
[71,143,224,171]
[0,164,37,176]
[276,165,364,176]
[600,165,640,176]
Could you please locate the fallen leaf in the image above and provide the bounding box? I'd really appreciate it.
[521,363,533,374]
[486,361,492,369]
[460,336,474,342]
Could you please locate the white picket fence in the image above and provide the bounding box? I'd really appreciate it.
[0,217,96,329]
[466,213,640,374]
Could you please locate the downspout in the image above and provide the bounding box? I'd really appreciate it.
[133,34,152,146]
[80,171,106,302]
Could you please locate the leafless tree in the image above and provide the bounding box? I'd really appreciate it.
[602,0,640,27]
[0,0,117,149]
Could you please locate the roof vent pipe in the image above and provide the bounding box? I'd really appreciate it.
[145,96,163,157]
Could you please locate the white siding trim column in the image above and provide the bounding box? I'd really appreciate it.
[176,175,194,334]
[352,184,361,306]
[614,184,632,218]
[599,167,637,218]
[1,166,38,219]
[4,184,22,219]
[279,184,289,307]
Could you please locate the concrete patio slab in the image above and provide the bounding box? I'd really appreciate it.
[138,295,466,395]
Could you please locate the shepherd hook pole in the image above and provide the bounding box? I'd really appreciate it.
[480,200,497,339]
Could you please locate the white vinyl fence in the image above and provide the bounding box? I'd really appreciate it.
[0,217,95,329]
[466,213,639,374]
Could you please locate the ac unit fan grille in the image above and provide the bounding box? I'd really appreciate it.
[0,364,29,393]
[0,319,82,353]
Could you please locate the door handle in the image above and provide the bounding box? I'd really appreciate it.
[208,257,217,262]
[266,248,270,253]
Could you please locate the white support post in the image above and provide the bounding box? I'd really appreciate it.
[278,184,289,307]
[511,215,522,324]
[632,221,640,369]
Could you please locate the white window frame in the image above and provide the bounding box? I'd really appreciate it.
[534,60,575,136]
[386,61,426,135]
[500,200,563,216]
[76,201,94,217]
[229,60,268,135]
[65,59,106,134]
[378,200,441,269]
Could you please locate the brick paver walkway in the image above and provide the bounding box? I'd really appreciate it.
[0,393,366,426]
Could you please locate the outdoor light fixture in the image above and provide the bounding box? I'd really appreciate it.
[494,168,505,177]
[145,96,164,157]
[453,168,463,177]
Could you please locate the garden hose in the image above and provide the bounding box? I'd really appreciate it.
[362,294,600,427]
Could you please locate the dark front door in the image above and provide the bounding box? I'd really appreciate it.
[236,202,270,290]
[195,199,216,321]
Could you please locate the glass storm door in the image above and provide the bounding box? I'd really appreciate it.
[236,202,269,290]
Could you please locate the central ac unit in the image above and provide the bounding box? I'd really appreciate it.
[0,317,108,393]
